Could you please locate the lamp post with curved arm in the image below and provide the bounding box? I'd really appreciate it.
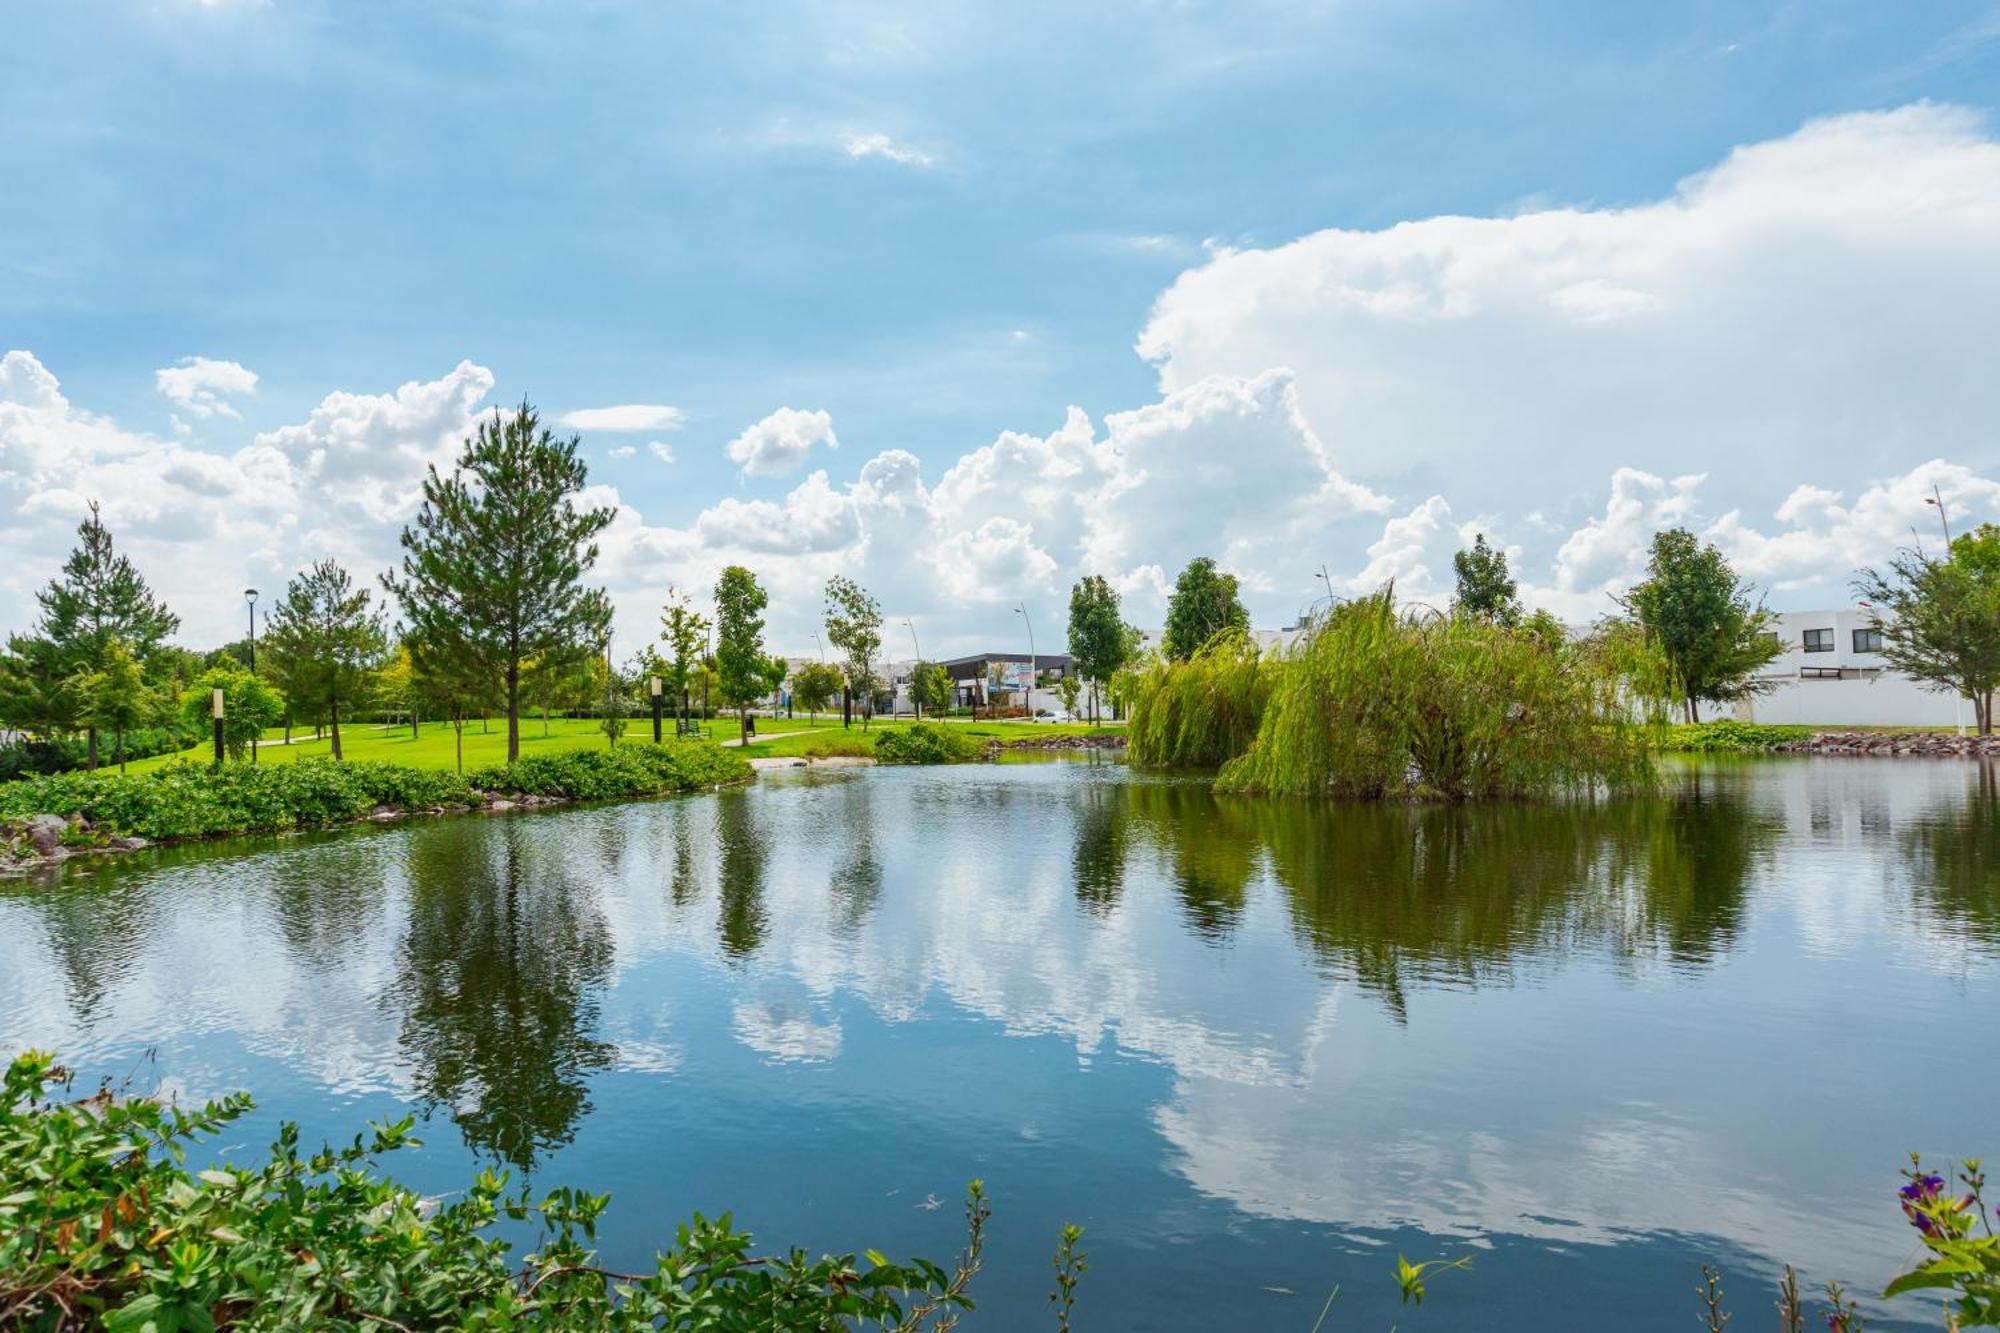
[1014,603,1035,721]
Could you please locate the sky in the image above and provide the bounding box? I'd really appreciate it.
[5,0,2000,658]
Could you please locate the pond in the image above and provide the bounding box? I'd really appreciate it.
[3,756,1997,1329]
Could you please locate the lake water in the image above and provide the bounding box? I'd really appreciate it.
[3,756,1996,1329]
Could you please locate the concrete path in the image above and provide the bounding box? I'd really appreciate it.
[719,729,816,748]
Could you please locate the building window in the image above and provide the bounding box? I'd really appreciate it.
[1852,627,1884,653]
[1802,628,1834,653]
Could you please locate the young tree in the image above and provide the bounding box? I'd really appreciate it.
[1067,575,1130,724]
[1858,525,2000,734]
[658,587,710,736]
[376,642,422,739]
[407,636,498,774]
[383,402,615,764]
[71,640,158,773]
[180,658,286,762]
[1162,557,1249,661]
[910,662,953,718]
[1055,672,1082,718]
[823,576,883,729]
[760,655,791,718]
[261,560,387,761]
[1623,527,1785,723]
[791,660,841,725]
[1452,533,1521,625]
[713,566,771,744]
[24,502,180,767]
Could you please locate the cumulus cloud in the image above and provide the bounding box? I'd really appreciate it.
[560,404,686,432]
[725,407,838,478]
[647,440,676,464]
[842,131,934,168]
[1137,104,2000,516]
[154,356,257,421]
[607,445,637,459]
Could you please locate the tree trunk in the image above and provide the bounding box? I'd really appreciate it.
[454,722,464,774]
[411,710,420,740]
[506,659,521,763]
[116,729,126,775]
[86,726,98,772]
[329,693,343,761]
[739,704,750,745]
[542,705,550,738]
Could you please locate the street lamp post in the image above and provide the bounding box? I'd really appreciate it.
[211,688,226,769]
[244,588,258,764]
[904,617,923,719]
[1927,486,1954,548]
[1015,603,1035,721]
[650,676,663,744]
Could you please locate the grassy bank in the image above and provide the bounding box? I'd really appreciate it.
[0,742,749,850]
[1658,721,1814,752]
[741,718,1118,761]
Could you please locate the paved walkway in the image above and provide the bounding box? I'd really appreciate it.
[719,729,816,748]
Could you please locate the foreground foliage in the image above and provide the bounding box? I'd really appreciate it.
[0,1051,1023,1330]
[0,744,750,844]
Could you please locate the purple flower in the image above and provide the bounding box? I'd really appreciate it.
[1899,1173,1946,1203]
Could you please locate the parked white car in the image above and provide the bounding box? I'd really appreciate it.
[1035,709,1075,723]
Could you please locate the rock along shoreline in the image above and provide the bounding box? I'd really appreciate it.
[1772,730,2000,758]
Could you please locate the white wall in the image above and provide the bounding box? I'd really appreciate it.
[1692,608,1969,729]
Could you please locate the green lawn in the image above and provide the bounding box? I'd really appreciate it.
[124,714,1124,773]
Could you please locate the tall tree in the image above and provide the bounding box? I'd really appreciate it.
[713,566,770,744]
[261,560,387,761]
[1858,525,2000,734]
[70,639,158,773]
[823,575,883,729]
[658,586,710,735]
[1162,557,1249,661]
[1623,527,1785,723]
[1067,575,1130,724]
[24,503,179,767]
[1452,533,1521,625]
[383,403,614,763]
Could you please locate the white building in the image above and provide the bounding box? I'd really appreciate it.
[1701,608,1966,729]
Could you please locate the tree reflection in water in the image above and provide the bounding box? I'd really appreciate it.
[391,818,615,1172]
[1901,760,2000,955]
[1099,777,1779,1019]
[715,791,769,960]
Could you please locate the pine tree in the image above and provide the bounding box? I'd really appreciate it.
[383,403,615,763]
[28,502,179,767]
[263,560,388,761]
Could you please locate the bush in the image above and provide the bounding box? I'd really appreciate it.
[468,742,750,800]
[1660,720,1813,752]
[0,1050,1060,1331]
[871,723,988,765]
[0,744,750,844]
[0,727,195,780]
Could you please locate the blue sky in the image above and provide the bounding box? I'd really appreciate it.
[6,0,2000,652]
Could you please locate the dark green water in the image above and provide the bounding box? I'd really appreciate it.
[3,756,1996,1328]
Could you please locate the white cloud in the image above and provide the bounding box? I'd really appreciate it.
[607,445,637,459]
[154,356,257,420]
[725,407,838,478]
[842,131,934,168]
[647,440,676,464]
[1137,104,2000,516]
[560,404,686,432]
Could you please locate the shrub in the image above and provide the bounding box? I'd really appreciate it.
[0,744,749,845]
[1660,720,1812,752]
[0,1050,1042,1330]
[872,722,988,765]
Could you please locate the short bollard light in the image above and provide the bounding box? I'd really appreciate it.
[211,687,226,768]
[650,675,664,743]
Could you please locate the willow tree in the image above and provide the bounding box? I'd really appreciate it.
[263,560,387,760]
[384,403,614,763]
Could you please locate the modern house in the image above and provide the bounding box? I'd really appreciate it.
[934,652,1074,714]
[1704,608,1964,728]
